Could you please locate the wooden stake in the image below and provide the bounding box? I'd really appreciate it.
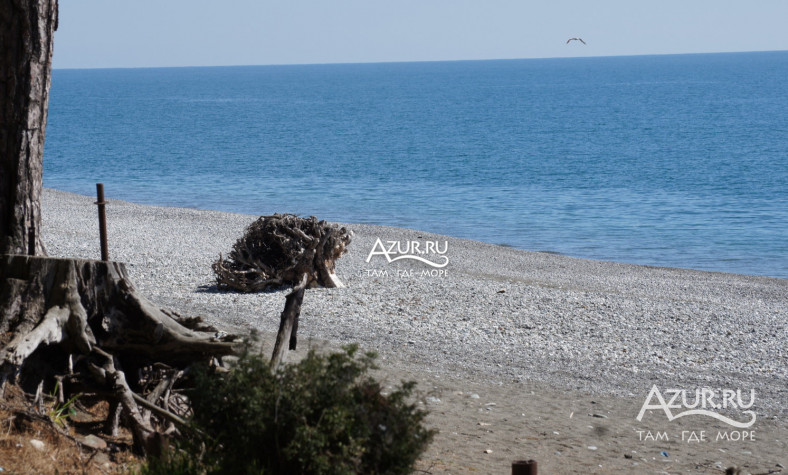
[512,459,537,475]
[95,183,109,261]
[270,274,308,370]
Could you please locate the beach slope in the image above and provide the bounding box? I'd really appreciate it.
[41,188,787,473]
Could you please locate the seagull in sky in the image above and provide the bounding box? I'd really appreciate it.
[566,38,586,44]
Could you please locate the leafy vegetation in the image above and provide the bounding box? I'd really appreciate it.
[141,342,434,474]
[47,382,80,428]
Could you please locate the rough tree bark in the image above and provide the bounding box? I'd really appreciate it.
[0,0,57,256]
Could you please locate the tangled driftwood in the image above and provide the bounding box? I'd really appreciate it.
[212,214,352,292]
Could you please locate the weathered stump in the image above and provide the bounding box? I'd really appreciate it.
[0,254,238,454]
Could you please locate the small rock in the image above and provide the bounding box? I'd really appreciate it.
[469,393,480,399]
[590,413,608,419]
[484,402,496,406]
[776,463,785,469]
[79,434,107,450]
[29,439,46,451]
[554,450,562,455]
[497,289,505,293]
[478,422,491,426]
[426,396,441,404]
[483,449,493,454]
[68,409,94,423]
[624,454,633,459]
[587,445,597,450]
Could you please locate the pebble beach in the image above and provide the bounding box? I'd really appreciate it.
[42,188,787,473]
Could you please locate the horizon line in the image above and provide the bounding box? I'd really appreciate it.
[53,48,788,72]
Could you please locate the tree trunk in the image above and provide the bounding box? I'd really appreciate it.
[0,0,57,256]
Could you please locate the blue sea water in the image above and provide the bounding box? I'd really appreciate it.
[44,51,788,278]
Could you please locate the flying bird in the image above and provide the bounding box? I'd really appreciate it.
[566,38,586,44]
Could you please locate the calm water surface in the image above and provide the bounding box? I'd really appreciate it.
[44,51,788,278]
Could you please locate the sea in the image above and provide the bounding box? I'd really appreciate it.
[43,51,788,279]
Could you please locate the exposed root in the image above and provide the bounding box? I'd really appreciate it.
[0,254,241,454]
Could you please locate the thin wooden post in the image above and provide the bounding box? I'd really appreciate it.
[270,274,308,370]
[95,183,109,261]
[512,459,537,475]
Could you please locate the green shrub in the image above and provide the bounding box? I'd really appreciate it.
[141,343,434,474]
[137,450,202,475]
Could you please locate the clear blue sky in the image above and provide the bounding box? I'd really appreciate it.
[54,0,788,69]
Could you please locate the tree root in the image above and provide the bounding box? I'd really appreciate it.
[0,254,241,454]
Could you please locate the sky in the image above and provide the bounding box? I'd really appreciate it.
[53,0,788,69]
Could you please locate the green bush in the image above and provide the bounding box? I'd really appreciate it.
[141,343,434,474]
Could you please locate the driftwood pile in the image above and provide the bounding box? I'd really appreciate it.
[212,213,352,292]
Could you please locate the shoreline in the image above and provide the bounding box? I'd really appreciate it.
[40,188,787,472]
[42,187,787,281]
[41,188,787,409]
